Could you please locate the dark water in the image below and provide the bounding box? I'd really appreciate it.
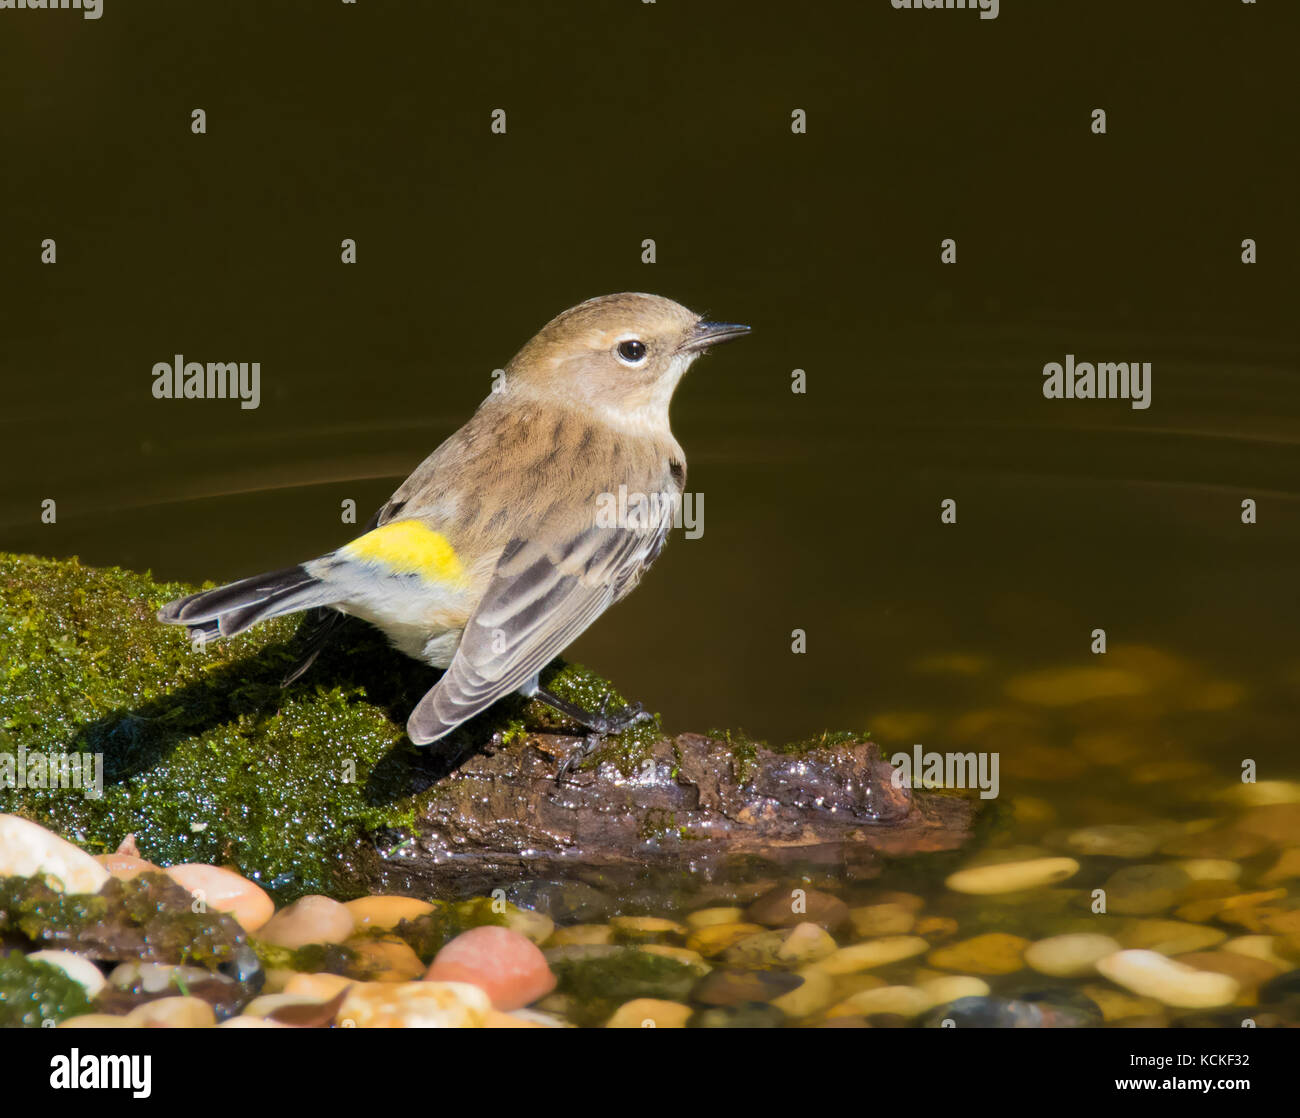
[2,0,1296,765]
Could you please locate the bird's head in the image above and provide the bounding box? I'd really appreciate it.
[504,292,750,432]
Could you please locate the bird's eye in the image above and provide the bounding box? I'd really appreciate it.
[616,339,647,365]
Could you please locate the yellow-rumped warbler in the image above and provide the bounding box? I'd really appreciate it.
[158,293,749,745]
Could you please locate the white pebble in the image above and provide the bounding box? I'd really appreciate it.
[0,815,108,894]
[946,857,1079,895]
[1095,949,1239,1009]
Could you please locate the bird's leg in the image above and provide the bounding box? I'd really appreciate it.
[533,687,653,736]
[534,687,654,781]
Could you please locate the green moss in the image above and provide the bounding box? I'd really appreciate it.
[0,553,647,902]
[0,953,93,1027]
[0,872,248,970]
[779,729,869,754]
[707,728,766,783]
[252,939,360,977]
[549,947,702,1026]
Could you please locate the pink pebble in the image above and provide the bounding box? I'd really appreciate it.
[165,864,275,933]
[425,926,556,1011]
[95,853,159,881]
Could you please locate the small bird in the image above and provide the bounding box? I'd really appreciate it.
[158,293,749,746]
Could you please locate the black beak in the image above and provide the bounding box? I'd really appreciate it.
[680,320,752,353]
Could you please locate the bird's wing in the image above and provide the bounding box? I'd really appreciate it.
[406,503,674,744]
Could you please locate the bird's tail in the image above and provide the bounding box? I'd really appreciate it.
[157,566,340,643]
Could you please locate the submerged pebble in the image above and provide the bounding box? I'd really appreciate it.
[1095,949,1239,1008]
[946,857,1079,895]
[928,934,1030,975]
[605,998,692,1028]
[1024,934,1120,977]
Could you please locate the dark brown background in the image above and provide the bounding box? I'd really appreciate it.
[1,0,1296,746]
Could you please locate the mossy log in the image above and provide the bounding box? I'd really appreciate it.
[0,553,974,902]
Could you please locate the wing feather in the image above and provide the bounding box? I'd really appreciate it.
[406,507,672,744]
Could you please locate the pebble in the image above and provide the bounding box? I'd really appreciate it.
[425,925,556,1010]
[775,922,839,966]
[637,944,707,968]
[921,996,1045,1028]
[722,923,836,969]
[348,936,426,982]
[685,907,746,930]
[946,857,1079,895]
[1095,949,1240,1008]
[1024,934,1121,977]
[1065,823,1172,859]
[1220,781,1300,807]
[1159,827,1269,860]
[770,965,836,1018]
[748,883,847,930]
[1121,920,1226,956]
[108,962,216,995]
[338,981,490,1028]
[1260,848,1300,885]
[165,864,275,933]
[747,886,849,930]
[917,975,991,1003]
[609,916,688,942]
[605,998,692,1028]
[501,879,612,923]
[27,950,107,998]
[1175,888,1286,926]
[1101,864,1191,915]
[344,895,436,932]
[504,906,555,945]
[56,1014,138,1029]
[1080,983,1165,1022]
[690,1003,786,1028]
[218,1017,290,1028]
[1175,859,1242,882]
[94,853,159,881]
[914,915,960,939]
[0,815,109,894]
[257,895,355,949]
[685,922,767,957]
[813,936,929,975]
[848,903,916,937]
[1004,666,1148,706]
[928,934,1030,975]
[692,968,803,1006]
[1222,935,1295,972]
[124,996,217,1028]
[282,972,352,1000]
[241,993,327,1020]
[830,985,935,1019]
[1173,952,1279,992]
[547,924,615,948]
[1236,804,1300,845]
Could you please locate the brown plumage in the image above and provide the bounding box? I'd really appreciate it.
[158,293,749,746]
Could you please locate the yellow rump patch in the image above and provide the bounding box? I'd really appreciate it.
[341,520,466,585]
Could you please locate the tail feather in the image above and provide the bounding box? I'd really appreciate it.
[157,566,339,640]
